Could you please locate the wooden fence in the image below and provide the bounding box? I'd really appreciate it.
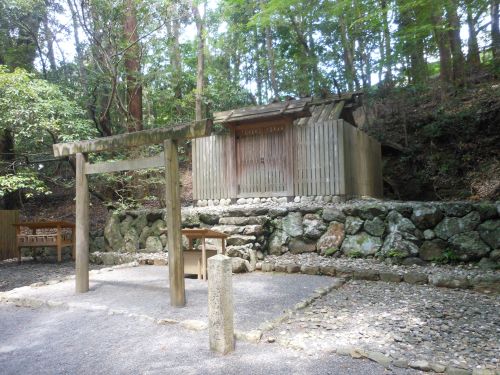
[192,119,382,200]
[0,210,19,261]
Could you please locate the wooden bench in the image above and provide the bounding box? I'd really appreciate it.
[14,221,75,263]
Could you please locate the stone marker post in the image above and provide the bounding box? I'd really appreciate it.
[208,254,234,354]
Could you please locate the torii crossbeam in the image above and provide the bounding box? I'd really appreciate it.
[53,120,212,307]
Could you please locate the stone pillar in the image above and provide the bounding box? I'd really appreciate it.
[208,254,234,354]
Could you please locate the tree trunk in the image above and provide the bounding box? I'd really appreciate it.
[67,0,87,85]
[432,8,452,85]
[192,2,205,121]
[123,0,143,132]
[0,129,20,209]
[42,6,57,73]
[340,18,357,91]
[167,7,182,115]
[465,0,481,69]
[381,0,392,82]
[265,24,279,99]
[446,0,465,85]
[492,0,500,70]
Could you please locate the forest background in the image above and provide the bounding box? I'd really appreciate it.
[0,0,499,216]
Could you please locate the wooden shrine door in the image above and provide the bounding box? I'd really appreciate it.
[235,121,293,197]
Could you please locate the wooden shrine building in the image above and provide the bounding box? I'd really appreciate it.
[192,94,383,201]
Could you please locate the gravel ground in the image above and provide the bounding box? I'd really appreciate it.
[0,304,421,375]
[265,280,500,372]
[0,258,106,292]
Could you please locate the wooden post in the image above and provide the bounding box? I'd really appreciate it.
[16,225,21,263]
[75,152,89,293]
[164,139,186,307]
[56,224,62,263]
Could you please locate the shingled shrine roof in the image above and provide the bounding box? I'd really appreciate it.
[213,92,363,126]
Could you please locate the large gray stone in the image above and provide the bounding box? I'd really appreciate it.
[181,211,200,227]
[474,203,498,220]
[226,245,251,259]
[434,211,481,240]
[268,230,288,255]
[411,205,443,229]
[364,217,385,237]
[381,232,419,258]
[150,219,166,236]
[119,215,134,236]
[322,207,346,222]
[419,239,447,261]
[343,203,387,220]
[478,219,500,249]
[211,225,242,235]
[199,212,220,225]
[131,213,148,234]
[288,238,317,254]
[231,257,250,273]
[138,226,152,249]
[282,212,303,237]
[104,214,124,251]
[226,235,256,246]
[439,202,472,217]
[316,221,345,254]
[403,272,428,284]
[429,274,469,289]
[448,231,491,261]
[345,216,363,235]
[144,236,163,253]
[302,214,327,239]
[242,225,264,236]
[269,207,288,218]
[387,210,416,234]
[90,236,105,253]
[341,233,382,257]
[123,228,139,253]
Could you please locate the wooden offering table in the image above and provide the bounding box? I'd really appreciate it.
[14,221,76,263]
[162,228,228,281]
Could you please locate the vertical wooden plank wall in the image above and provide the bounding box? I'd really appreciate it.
[0,210,19,261]
[192,135,230,200]
[340,121,383,198]
[293,120,345,197]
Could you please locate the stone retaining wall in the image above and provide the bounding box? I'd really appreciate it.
[96,200,499,269]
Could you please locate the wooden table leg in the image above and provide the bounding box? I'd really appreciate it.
[56,225,62,263]
[202,236,207,281]
[31,228,37,261]
[70,228,75,260]
[16,226,21,263]
[220,238,226,255]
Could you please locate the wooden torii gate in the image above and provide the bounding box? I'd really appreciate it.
[52,120,212,307]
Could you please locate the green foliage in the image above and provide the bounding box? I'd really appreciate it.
[433,249,460,264]
[0,67,94,201]
[348,250,364,258]
[0,67,95,150]
[386,249,406,258]
[0,171,50,198]
[324,247,338,257]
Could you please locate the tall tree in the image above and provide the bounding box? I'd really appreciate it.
[123,0,143,132]
[492,0,500,71]
[446,0,465,85]
[191,0,206,121]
